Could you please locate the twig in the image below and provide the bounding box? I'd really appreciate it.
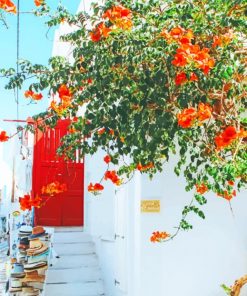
[165,196,195,242]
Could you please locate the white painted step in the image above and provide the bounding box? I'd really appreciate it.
[50,254,98,269]
[46,266,101,283]
[54,232,92,243]
[45,281,105,296]
[53,242,95,255]
[44,229,105,296]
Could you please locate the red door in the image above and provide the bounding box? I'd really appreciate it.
[32,120,84,226]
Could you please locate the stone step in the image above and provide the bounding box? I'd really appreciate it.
[53,242,95,255]
[45,281,105,296]
[46,266,102,284]
[53,231,92,243]
[50,254,98,269]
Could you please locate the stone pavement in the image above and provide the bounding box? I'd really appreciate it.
[45,227,105,296]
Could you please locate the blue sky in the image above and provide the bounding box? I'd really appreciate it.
[0,0,80,132]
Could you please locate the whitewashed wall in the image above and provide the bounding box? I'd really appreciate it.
[138,157,247,296]
[0,139,12,216]
[85,150,247,296]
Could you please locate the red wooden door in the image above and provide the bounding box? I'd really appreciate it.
[32,120,84,226]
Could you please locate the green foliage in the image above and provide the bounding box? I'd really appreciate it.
[221,284,231,295]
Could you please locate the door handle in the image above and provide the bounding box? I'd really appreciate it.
[114,279,120,286]
[114,234,125,239]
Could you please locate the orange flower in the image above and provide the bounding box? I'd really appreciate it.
[238,129,247,139]
[90,23,112,42]
[109,129,115,136]
[172,53,188,67]
[215,126,238,150]
[98,128,106,135]
[170,27,184,38]
[41,181,67,196]
[150,231,170,243]
[183,29,194,41]
[194,48,215,74]
[161,27,193,45]
[90,29,101,42]
[212,32,233,48]
[196,183,208,195]
[19,194,42,211]
[197,102,212,121]
[24,90,34,98]
[172,40,215,74]
[177,107,197,128]
[190,72,198,82]
[98,22,112,37]
[179,37,191,44]
[50,100,57,112]
[212,36,222,48]
[114,18,133,30]
[31,195,42,208]
[32,93,43,100]
[120,136,125,143]
[50,100,70,116]
[24,90,43,100]
[34,0,43,6]
[19,194,32,211]
[104,170,121,185]
[178,103,211,128]
[0,131,9,142]
[68,127,76,134]
[160,29,172,42]
[137,162,154,171]
[103,5,131,21]
[103,5,132,31]
[228,180,235,186]
[198,58,215,75]
[58,84,72,100]
[0,0,16,13]
[88,182,104,192]
[175,72,187,85]
[104,155,111,164]
[222,31,234,45]
[50,85,72,115]
[217,190,236,201]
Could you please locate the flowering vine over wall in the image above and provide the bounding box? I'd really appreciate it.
[0,0,246,239]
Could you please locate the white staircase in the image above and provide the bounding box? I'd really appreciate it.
[45,227,105,296]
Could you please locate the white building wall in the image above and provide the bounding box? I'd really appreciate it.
[138,157,247,296]
[0,139,12,217]
[85,150,247,296]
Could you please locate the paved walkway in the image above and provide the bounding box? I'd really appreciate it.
[45,227,104,296]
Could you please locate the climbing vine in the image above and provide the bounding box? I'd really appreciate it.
[0,0,246,239]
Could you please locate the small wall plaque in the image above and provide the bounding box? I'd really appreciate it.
[141,200,160,213]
